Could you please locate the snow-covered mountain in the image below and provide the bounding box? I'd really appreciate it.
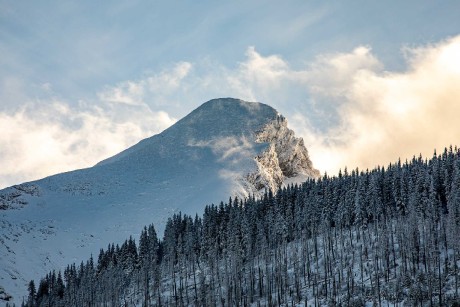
[0,98,319,304]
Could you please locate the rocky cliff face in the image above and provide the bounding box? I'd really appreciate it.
[245,115,320,194]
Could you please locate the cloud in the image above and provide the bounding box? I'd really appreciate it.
[98,81,144,106]
[316,35,460,173]
[222,47,297,102]
[98,62,192,107]
[302,46,383,98]
[0,101,175,188]
[0,61,194,188]
[165,37,460,175]
[189,136,256,164]
[2,35,459,187]
[147,62,192,93]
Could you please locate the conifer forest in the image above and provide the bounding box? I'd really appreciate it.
[22,147,460,306]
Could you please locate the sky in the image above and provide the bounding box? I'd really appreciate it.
[1,0,460,188]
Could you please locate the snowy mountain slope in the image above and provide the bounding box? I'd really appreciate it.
[0,98,319,304]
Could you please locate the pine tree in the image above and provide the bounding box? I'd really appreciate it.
[27,280,35,307]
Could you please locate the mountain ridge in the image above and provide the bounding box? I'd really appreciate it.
[96,98,278,166]
[0,98,318,304]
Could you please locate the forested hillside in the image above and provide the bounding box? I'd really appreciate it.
[23,147,460,306]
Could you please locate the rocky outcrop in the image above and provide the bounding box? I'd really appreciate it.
[0,183,41,210]
[246,115,320,193]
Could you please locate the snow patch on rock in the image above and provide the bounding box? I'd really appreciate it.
[0,184,41,210]
[245,115,320,194]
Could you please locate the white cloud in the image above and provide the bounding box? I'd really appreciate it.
[98,62,192,107]
[98,81,144,106]
[224,47,292,101]
[302,46,383,98]
[0,101,175,188]
[2,35,459,187]
[168,37,460,175]
[298,35,460,173]
[0,61,195,188]
[147,62,192,93]
[189,136,256,164]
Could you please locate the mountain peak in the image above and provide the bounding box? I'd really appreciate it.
[162,97,278,139]
[195,97,276,114]
[97,98,278,166]
[0,98,318,303]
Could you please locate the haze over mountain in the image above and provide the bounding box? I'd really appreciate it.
[0,98,318,303]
